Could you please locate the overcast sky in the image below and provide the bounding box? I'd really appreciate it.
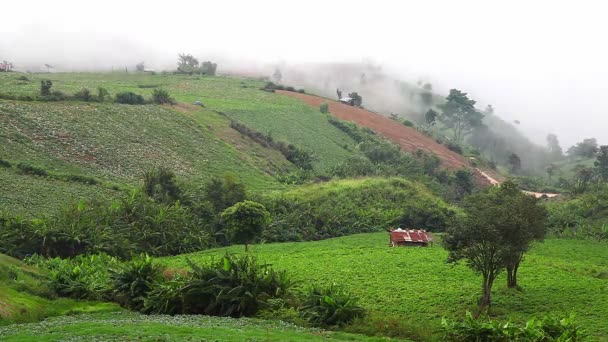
[1,0,606,148]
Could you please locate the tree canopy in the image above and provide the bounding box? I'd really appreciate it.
[443,181,547,311]
[438,89,484,143]
[221,201,271,251]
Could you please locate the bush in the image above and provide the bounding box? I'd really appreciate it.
[445,142,463,154]
[0,158,11,168]
[297,89,305,93]
[73,88,93,102]
[115,92,145,105]
[111,255,164,311]
[320,102,329,113]
[97,87,108,102]
[402,119,414,127]
[17,163,48,176]
[285,86,296,92]
[63,174,99,185]
[17,75,29,81]
[179,254,292,317]
[27,254,118,300]
[152,88,176,105]
[40,80,52,96]
[299,283,365,327]
[441,311,585,341]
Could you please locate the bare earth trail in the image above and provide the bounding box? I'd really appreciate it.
[278,91,560,197]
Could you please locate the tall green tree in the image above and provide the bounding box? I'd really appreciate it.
[424,109,437,128]
[498,182,548,288]
[508,153,521,173]
[546,134,564,161]
[221,201,270,252]
[438,89,484,143]
[594,145,608,181]
[143,167,182,204]
[443,181,547,311]
[203,175,247,214]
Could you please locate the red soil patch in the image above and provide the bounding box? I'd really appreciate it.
[277,91,490,185]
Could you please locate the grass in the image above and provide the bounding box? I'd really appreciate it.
[0,72,363,214]
[0,254,119,326]
[0,72,359,172]
[161,233,608,341]
[0,167,121,217]
[0,311,402,341]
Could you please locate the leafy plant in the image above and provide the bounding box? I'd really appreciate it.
[111,254,164,310]
[299,283,365,327]
[151,88,176,105]
[115,91,145,104]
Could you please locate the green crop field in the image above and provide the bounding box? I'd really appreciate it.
[0,72,363,214]
[0,311,401,342]
[162,233,608,340]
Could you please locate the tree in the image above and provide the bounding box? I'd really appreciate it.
[452,169,474,199]
[143,167,182,204]
[273,68,282,83]
[420,83,433,109]
[546,134,564,160]
[443,182,547,311]
[483,104,494,116]
[594,145,608,182]
[136,62,145,72]
[546,163,558,182]
[438,89,484,143]
[203,175,247,214]
[498,182,548,288]
[44,64,53,73]
[424,109,437,128]
[40,80,52,96]
[177,53,199,74]
[567,138,598,159]
[201,61,217,76]
[508,153,521,173]
[221,201,270,251]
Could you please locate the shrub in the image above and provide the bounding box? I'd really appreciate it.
[17,75,29,81]
[27,254,118,300]
[181,254,292,317]
[111,255,165,310]
[297,88,306,93]
[152,88,176,105]
[299,283,365,327]
[320,102,329,113]
[73,88,93,102]
[402,119,414,127]
[115,91,145,104]
[63,174,99,185]
[40,80,52,96]
[17,162,48,176]
[445,142,463,154]
[441,311,585,341]
[285,86,296,92]
[97,87,108,102]
[0,158,11,168]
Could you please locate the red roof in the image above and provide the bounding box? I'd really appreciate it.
[390,229,433,243]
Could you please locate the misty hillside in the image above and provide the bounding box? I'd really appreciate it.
[276,62,551,175]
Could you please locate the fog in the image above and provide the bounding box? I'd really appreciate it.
[2,0,607,148]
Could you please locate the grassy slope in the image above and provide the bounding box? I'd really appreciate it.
[0,72,360,214]
[0,72,358,172]
[0,254,118,326]
[0,312,400,342]
[162,233,608,340]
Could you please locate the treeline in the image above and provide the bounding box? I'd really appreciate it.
[0,78,175,105]
[0,168,463,260]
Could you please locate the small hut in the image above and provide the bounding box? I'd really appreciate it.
[389,228,433,247]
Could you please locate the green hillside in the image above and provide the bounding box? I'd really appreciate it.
[162,233,608,341]
[0,72,362,214]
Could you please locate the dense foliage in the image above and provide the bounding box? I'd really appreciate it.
[259,178,461,242]
[441,311,584,341]
[0,191,211,259]
[299,283,365,327]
